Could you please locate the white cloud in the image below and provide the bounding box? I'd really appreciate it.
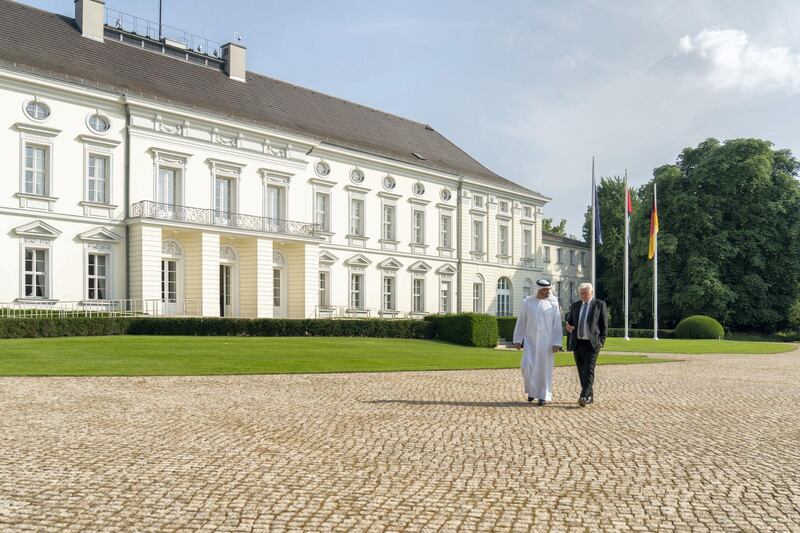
[673,28,800,93]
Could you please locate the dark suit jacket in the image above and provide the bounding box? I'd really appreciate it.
[566,299,608,351]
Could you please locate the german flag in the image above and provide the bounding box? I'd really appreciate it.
[648,196,659,260]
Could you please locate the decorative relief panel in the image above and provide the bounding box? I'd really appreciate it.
[162,240,182,256]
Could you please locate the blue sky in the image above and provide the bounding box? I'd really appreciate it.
[21,0,800,235]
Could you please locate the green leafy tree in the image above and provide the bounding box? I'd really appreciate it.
[542,217,567,236]
[629,138,800,331]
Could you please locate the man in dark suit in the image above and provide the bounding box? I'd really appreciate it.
[565,282,608,407]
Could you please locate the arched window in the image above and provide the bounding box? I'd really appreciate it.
[496,277,512,317]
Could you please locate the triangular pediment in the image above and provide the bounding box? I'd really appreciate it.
[13,220,61,239]
[378,257,403,270]
[78,227,123,243]
[319,250,339,264]
[345,254,372,267]
[436,263,458,276]
[408,260,432,273]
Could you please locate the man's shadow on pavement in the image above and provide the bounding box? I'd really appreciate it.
[365,399,581,410]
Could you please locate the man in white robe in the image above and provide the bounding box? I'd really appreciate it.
[511,279,563,405]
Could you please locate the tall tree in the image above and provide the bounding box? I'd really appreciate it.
[542,218,568,236]
[629,138,800,331]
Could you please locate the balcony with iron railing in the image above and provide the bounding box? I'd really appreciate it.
[129,201,321,239]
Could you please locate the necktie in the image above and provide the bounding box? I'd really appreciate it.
[579,302,588,338]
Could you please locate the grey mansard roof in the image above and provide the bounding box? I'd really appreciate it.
[0,0,541,197]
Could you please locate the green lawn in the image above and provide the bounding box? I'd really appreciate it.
[0,336,663,376]
[601,337,794,354]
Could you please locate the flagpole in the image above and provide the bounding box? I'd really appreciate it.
[653,183,659,341]
[591,157,596,290]
[624,169,630,341]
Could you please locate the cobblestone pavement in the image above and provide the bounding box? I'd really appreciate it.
[1,350,799,532]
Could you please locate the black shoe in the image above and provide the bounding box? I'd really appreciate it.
[584,395,593,405]
[537,399,545,406]
[578,396,587,407]
[527,396,535,402]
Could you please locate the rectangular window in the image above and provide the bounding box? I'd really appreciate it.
[315,192,330,232]
[412,209,425,245]
[557,281,563,307]
[472,282,483,313]
[544,246,551,263]
[581,251,587,267]
[161,259,177,302]
[350,273,364,309]
[499,200,509,214]
[440,280,452,313]
[570,249,576,266]
[87,154,109,204]
[472,219,484,252]
[523,284,532,299]
[523,229,532,258]
[266,185,283,220]
[87,253,108,300]
[440,214,452,248]
[319,271,328,308]
[556,248,563,264]
[24,144,48,196]
[382,276,395,311]
[524,206,533,218]
[382,204,396,240]
[24,248,48,298]
[473,195,484,208]
[498,225,509,256]
[350,198,364,236]
[412,278,424,312]
[215,176,233,215]
[273,269,282,308]
[158,167,178,206]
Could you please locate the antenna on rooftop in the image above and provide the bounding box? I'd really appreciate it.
[234,32,243,42]
[158,0,163,40]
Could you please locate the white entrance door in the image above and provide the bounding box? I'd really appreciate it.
[219,264,233,317]
[161,259,178,315]
[273,267,286,318]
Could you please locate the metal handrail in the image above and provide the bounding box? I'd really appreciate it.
[0,299,202,318]
[129,201,321,239]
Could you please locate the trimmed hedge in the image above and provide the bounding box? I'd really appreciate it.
[497,317,516,341]
[607,328,676,339]
[0,317,434,340]
[424,313,498,348]
[674,315,725,339]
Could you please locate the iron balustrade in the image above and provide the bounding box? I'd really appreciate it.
[129,201,320,238]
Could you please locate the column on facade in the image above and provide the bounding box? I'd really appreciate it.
[183,231,220,317]
[285,242,319,318]
[128,224,162,305]
[238,237,273,318]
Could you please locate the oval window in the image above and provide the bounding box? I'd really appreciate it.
[25,101,50,121]
[88,114,110,133]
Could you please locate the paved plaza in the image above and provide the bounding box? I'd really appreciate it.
[1,350,799,532]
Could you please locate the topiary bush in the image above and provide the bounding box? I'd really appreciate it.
[674,315,725,339]
[425,313,498,348]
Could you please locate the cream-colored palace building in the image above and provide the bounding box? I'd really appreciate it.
[0,0,589,318]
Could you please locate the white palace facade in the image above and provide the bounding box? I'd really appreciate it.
[0,0,590,319]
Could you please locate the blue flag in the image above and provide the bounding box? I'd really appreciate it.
[594,186,604,245]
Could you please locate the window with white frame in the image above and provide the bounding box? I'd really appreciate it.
[24,247,48,298]
[157,167,180,206]
[86,154,109,204]
[498,224,509,256]
[24,144,49,196]
[499,200,509,214]
[319,271,329,308]
[544,246,551,263]
[350,273,364,309]
[472,282,483,313]
[440,214,452,248]
[350,198,365,236]
[523,229,532,258]
[87,253,108,300]
[412,277,425,312]
[315,191,330,232]
[473,195,484,208]
[273,269,282,308]
[25,101,51,121]
[581,251,587,267]
[412,209,425,245]
[161,259,178,302]
[266,184,284,220]
[496,277,512,316]
[556,248,563,264]
[523,280,533,299]
[440,279,452,313]
[382,204,396,240]
[472,219,484,252]
[570,249,575,265]
[524,206,533,218]
[382,276,396,311]
[215,176,235,215]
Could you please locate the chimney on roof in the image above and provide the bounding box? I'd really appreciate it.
[74,0,105,42]
[221,42,246,82]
